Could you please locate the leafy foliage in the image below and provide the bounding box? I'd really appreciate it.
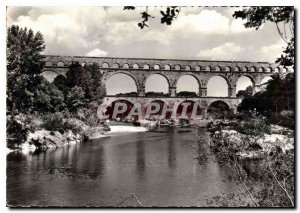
[160,7,180,25]
[209,117,294,207]
[124,6,180,28]
[66,86,86,112]
[238,73,295,116]
[7,25,46,114]
[233,6,294,68]
[53,62,103,112]
[237,86,253,98]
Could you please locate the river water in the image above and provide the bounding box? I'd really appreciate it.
[7,127,243,207]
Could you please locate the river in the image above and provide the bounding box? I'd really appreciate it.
[7,127,243,207]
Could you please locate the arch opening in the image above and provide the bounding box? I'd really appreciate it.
[57,61,64,67]
[207,76,228,97]
[176,100,202,121]
[133,64,139,69]
[145,74,169,96]
[41,70,59,83]
[145,100,170,119]
[236,76,254,97]
[45,61,52,66]
[176,75,199,97]
[105,99,134,121]
[102,62,109,68]
[260,76,273,91]
[207,101,230,119]
[106,73,137,96]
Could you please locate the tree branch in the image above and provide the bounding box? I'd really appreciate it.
[268,161,294,206]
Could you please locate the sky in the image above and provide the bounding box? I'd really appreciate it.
[7,6,285,96]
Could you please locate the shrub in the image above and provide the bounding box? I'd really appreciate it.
[268,113,294,130]
[237,111,271,136]
[7,115,31,148]
[42,112,66,133]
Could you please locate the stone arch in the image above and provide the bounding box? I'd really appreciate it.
[175,65,181,70]
[123,63,130,69]
[145,99,170,119]
[57,61,64,67]
[105,99,135,120]
[236,75,255,96]
[260,76,273,85]
[145,73,170,94]
[250,66,256,72]
[176,74,200,95]
[112,63,119,69]
[105,72,138,95]
[225,66,231,72]
[154,64,160,70]
[207,75,229,97]
[266,67,272,73]
[242,67,248,72]
[68,60,76,66]
[215,66,221,72]
[41,70,60,82]
[282,67,288,73]
[45,61,52,66]
[102,62,109,68]
[185,65,191,71]
[164,64,171,70]
[133,63,139,69]
[92,62,99,68]
[259,76,273,91]
[234,66,240,72]
[207,100,230,119]
[258,67,265,72]
[195,65,201,71]
[144,64,150,69]
[205,66,211,71]
[274,67,280,73]
[176,100,202,119]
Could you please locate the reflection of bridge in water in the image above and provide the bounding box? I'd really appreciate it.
[43,55,291,116]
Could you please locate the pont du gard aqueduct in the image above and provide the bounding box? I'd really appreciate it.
[43,55,291,117]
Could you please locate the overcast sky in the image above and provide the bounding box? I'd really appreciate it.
[7,6,283,95]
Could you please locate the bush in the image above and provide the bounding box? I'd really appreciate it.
[42,112,66,133]
[237,111,271,136]
[268,113,294,130]
[7,115,31,148]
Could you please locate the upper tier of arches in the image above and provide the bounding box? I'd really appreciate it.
[44,55,290,74]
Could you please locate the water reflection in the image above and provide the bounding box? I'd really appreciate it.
[136,140,146,180]
[167,128,177,172]
[7,127,242,207]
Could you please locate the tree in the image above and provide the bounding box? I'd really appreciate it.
[7,25,46,126]
[54,62,103,111]
[237,86,253,98]
[237,73,295,116]
[66,86,86,112]
[33,77,65,113]
[233,7,294,68]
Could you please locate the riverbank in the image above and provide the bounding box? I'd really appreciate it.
[206,119,294,159]
[7,114,151,152]
[199,117,295,207]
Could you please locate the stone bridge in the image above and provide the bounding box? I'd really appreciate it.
[101,96,242,119]
[43,55,290,115]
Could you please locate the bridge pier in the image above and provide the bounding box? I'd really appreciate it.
[199,87,207,97]
[253,84,261,94]
[169,87,177,97]
[228,85,237,98]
